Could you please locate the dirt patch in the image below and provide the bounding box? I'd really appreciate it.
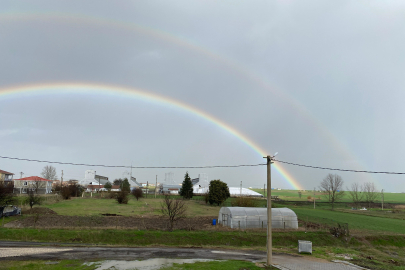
[5,215,218,231]
[23,207,57,215]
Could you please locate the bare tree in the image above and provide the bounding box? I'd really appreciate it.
[41,166,58,180]
[319,174,345,210]
[33,180,42,194]
[25,190,43,209]
[348,183,364,209]
[363,182,378,208]
[160,195,187,231]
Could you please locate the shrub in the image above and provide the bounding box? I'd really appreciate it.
[231,196,258,207]
[55,183,83,200]
[120,179,131,193]
[0,181,15,206]
[131,188,143,201]
[116,191,129,204]
[60,186,72,200]
[25,190,43,209]
[208,180,230,206]
[104,182,112,191]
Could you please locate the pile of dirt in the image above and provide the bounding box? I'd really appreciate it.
[23,207,57,215]
[6,215,218,230]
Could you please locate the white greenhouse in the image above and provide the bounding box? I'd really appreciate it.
[217,207,298,229]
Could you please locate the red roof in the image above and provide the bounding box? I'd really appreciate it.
[0,170,14,175]
[87,185,104,188]
[14,176,52,182]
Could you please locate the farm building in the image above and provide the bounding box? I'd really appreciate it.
[159,184,181,194]
[193,185,263,197]
[217,207,298,229]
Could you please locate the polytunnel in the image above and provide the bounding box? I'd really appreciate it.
[217,207,298,229]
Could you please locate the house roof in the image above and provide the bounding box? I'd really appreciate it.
[87,185,104,188]
[0,170,14,175]
[14,176,52,182]
[111,185,121,189]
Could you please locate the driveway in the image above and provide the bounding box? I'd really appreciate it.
[0,241,367,270]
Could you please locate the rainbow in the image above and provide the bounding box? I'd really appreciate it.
[0,82,304,190]
[0,12,374,183]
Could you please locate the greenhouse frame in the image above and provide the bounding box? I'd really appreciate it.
[217,207,298,229]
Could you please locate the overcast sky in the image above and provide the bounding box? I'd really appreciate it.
[1,0,405,192]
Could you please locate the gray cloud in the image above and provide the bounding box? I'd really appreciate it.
[1,0,404,191]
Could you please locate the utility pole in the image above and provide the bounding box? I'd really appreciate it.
[264,184,266,197]
[240,181,242,196]
[155,175,157,199]
[146,181,148,198]
[381,189,384,210]
[263,155,273,266]
[314,188,316,209]
[61,170,64,186]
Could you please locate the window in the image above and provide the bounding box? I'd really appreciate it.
[23,182,28,186]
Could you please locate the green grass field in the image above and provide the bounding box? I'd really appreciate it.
[3,193,405,270]
[44,197,222,217]
[251,189,405,203]
[291,208,405,234]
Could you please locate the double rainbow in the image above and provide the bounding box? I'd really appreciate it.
[0,83,304,190]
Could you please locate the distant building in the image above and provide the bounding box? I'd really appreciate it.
[160,184,181,194]
[86,184,105,192]
[0,169,14,183]
[80,170,109,186]
[13,176,52,194]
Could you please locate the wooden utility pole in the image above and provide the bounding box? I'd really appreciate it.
[155,175,157,199]
[240,181,242,196]
[263,155,273,266]
[61,170,64,186]
[146,181,148,198]
[314,188,316,209]
[381,189,384,210]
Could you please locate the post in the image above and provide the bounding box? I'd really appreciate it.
[240,181,242,196]
[146,181,148,198]
[155,175,157,199]
[314,187,316,209]
[381,189,384,210]
[264,184,266,197]
[61,170,64,186]
[264,155,272,266]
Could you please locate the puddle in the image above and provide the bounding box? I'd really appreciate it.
[84,258,215,270]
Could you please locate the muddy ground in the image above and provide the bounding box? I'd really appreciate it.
[6,208,217,230]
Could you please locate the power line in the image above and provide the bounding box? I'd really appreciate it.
[274,159,405,175]
[0,155,265,169]
[2,155,405,174]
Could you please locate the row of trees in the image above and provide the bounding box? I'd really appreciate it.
[319,173,381,210]
[179,172,230,205]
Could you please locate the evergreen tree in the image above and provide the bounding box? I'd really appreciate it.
[208,179,230,206]
[179,172,193,199]
[120,178,131,193]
